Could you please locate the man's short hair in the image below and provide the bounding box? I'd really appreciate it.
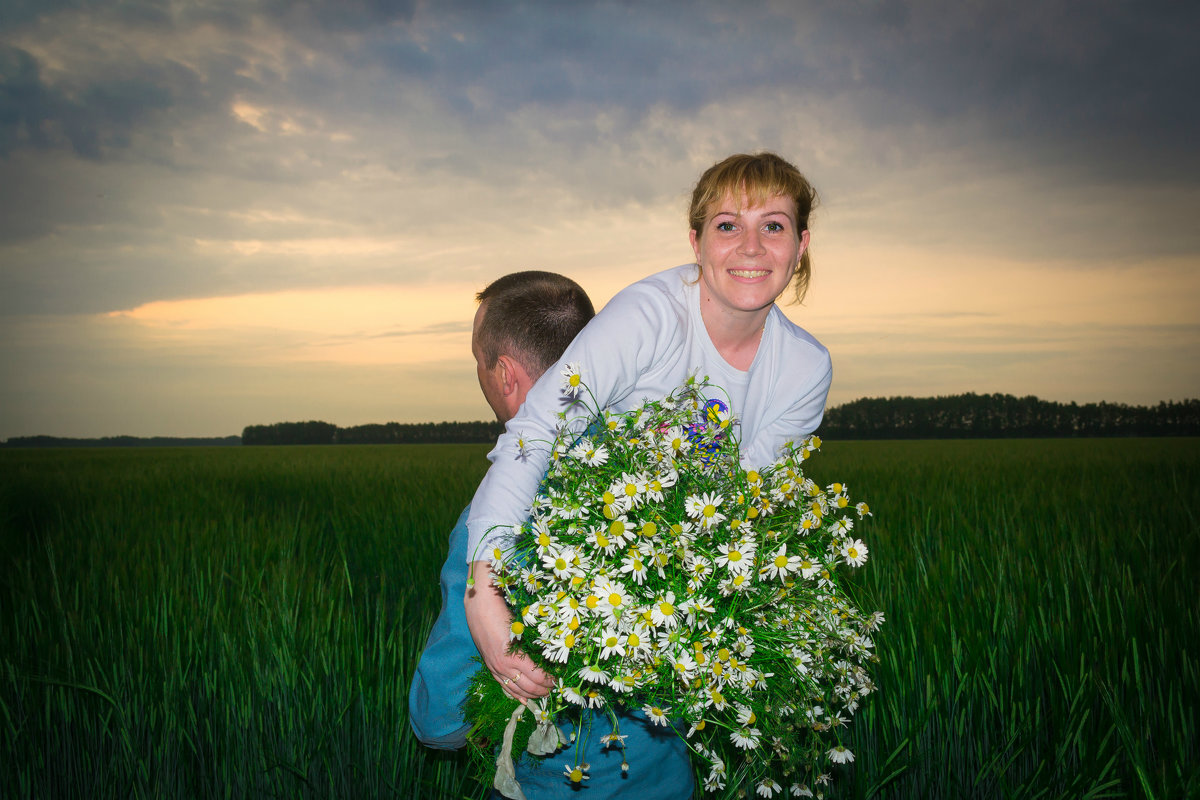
[476,271,595,379]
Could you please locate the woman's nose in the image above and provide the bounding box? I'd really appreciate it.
[738,228,764,255]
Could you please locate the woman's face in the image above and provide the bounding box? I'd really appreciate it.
[690,192,808,319]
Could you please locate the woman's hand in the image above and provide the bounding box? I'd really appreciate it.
[465,560,555,700]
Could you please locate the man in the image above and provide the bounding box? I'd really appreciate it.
[408,271,694,798]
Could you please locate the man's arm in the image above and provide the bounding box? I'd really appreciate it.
[464,560,554,700]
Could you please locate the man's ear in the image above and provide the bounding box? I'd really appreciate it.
[496,354,535,411]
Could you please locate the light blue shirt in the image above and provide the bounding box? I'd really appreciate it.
[408,504,695,798]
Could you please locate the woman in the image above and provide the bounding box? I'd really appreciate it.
[465,151,833,701]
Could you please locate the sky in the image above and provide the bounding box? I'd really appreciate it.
[1,0,1198,439]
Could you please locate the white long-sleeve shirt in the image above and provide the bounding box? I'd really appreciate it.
[465,264,833,560]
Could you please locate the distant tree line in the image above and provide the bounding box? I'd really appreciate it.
[817,394,1200,439]
[239,395,1199,445]
[0,435,242,448]
[241,420,505,445]
[6,395,1197,448]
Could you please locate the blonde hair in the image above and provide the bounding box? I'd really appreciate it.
[688,152,819,302]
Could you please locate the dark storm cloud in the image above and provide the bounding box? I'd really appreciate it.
[813,1,1200,176]
[1,0,1197,316]
[5,1,1195,171]
[0,40,205,160]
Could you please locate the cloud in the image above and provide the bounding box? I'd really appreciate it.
[1,1,1197,436]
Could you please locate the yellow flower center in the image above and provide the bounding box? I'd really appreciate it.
[555,558,567,570]
[627,633,640,647]
[608,593,622,607]
[727,549,742,562]
[702,504,717,518]
[659,601,674,616]
[510,621,524,635]
[774,555,789,568]
[568,768,584,783]
[564,633,576,648]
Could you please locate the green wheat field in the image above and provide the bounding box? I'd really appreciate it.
[1,439,1196,799]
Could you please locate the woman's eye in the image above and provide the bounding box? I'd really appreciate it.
[764,221,784,232]
[716,221,736,232]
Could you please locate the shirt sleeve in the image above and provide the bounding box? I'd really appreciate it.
[738,314,834,468]
[465,280,684,560]
[742,354,832,468]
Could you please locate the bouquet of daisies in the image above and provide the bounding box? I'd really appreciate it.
[467,371,882,799]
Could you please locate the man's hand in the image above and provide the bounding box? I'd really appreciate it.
[465,560,555,700]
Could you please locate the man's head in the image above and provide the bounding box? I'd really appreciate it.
[471,271,595,422]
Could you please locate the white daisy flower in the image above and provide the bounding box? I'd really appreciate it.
[759,544,800,580]
[730,726,761,750]
[841,538,869,567]
[718,572,753,595]
[585,687,606,708]
[619,551,649,585]
[563,762,590,783]
[714,541,751,574]
[678,595,715,626]
[560,363,584,397]
[578,664,610,684]
[514,433,530,459]
[596,627,625,660]
[603,516,636,548]
[599,731,627,749]
[650,591,679,628]
[642,704,670,727]
[542,546,581,580]
[586,525,618,556]
[569,439,609,467]
[671,652,698,681]
[663,426,691,455]
[559,684,586,706]
[596,580,631,622]
[756,778,782,797]
[685,491,726,529]
[643,475,668,502]
[828,744,854,763]
[623,624,651,658]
